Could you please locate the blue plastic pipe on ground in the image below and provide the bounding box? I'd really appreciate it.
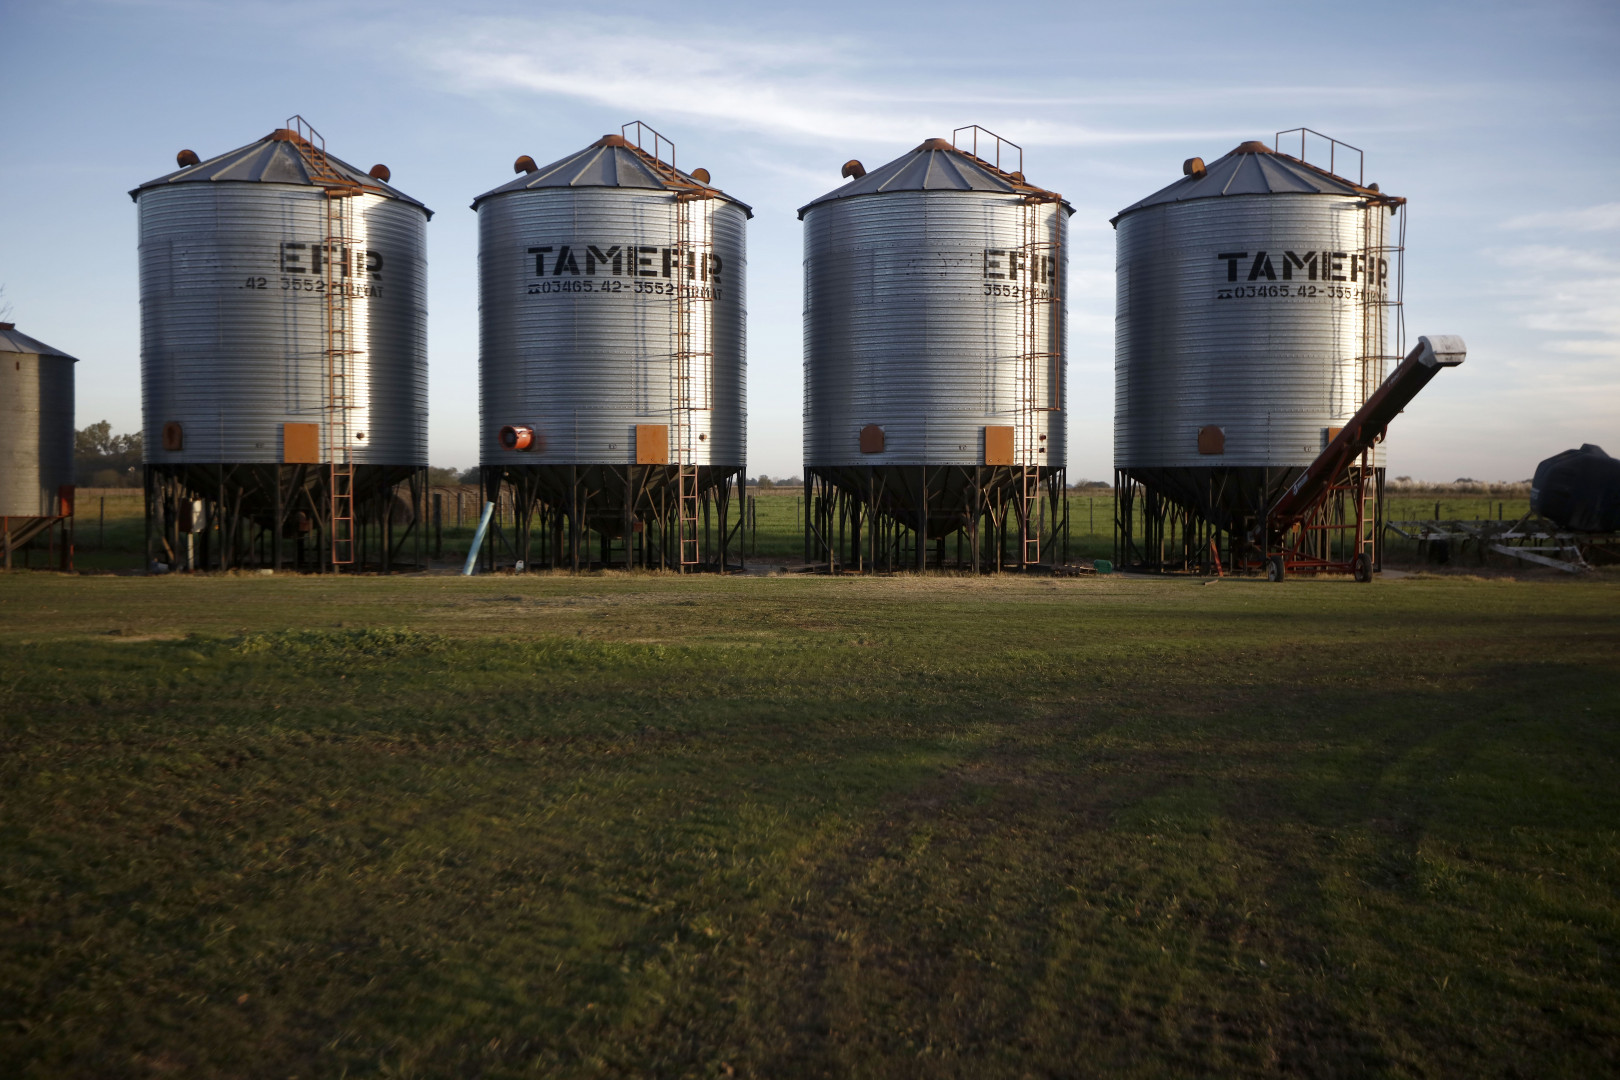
[462,501,495,576]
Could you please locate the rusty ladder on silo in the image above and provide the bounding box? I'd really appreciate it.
[673,189,715,570]
[287,115,362,568]
[1353,184,1404,567]
[1017,192,1061,567]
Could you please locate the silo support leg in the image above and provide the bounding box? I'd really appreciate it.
[576,469,589,579]
[920,469,933,579]
[143,466,154,573]
[273,466,284,572]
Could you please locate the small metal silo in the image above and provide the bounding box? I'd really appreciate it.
[1112,130,1406,571]
[0,323,77,569]
[800,128,1072,572]
[130,117,431,572]
[473,123,750,571]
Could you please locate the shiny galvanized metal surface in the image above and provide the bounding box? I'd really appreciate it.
[1114,192,1387,470]
[138,184,429,465]
[803,190,1066,468]
[0,341,75,517]
[1113,144,1365,219]
[475,136,752,216]
[130,132,431,215]
[477,189,747,467]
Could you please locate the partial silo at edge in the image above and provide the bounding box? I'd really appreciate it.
[0,322,77,520]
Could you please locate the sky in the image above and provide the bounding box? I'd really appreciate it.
[2,0,1617,482]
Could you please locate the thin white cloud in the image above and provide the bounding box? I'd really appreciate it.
[1502,202,1620,232]
[1481,242,1620,366]
[398,14,1436,151]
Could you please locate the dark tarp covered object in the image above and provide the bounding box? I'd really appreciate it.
[1531,444,1620,533]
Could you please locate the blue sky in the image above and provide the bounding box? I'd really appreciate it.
[2,0,1616,481]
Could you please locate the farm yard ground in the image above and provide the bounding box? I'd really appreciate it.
[2,570,1618,1077]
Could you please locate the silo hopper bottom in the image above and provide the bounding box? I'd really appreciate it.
[805,463,1069,573]
[482,463,748,572]
[145,462,429,574]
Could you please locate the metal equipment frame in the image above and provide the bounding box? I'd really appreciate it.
[1250,335,1463,581]
[1,488,74,572]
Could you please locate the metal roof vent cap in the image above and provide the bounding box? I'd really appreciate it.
[369,164,391,182]
[176,149,200,167]
[690,167,710,184]
[1183,157,1206,178]
[841,160,865,180]
[514,155,538,175]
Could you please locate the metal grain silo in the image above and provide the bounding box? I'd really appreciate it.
[1112,130,1406,571]
[800,128,1072,572]
[131,117,431,572]
[1,323,77,569]
[473,124,750,572]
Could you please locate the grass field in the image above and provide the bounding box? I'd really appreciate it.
[3,569,1618,1077]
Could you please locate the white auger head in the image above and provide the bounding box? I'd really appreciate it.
[1417,335,1467,367]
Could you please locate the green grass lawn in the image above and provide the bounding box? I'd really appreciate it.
[2,570,1617,1077]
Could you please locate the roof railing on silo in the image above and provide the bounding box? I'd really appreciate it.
[1274,127,1364,186]
[283,115,359,192]
[952,124,1022,175]
[622,120,679,176]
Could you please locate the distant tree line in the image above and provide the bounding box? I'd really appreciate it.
[426,467,486,486]
[75,421,143,487]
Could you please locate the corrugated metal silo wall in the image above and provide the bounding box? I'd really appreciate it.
[478,191,747,467]
[139,185,428,466]
[0,353,74,516]
[1114,193,1387,472]
[803,191,1066,469]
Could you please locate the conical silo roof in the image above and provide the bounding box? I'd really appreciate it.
[1111,140,1383,223]
[129,129,431,216]
[798,137,1070,218]
[0,323,78,362]
[472,134,752,216]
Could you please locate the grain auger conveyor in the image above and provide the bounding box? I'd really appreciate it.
[1253,334,1466,582]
